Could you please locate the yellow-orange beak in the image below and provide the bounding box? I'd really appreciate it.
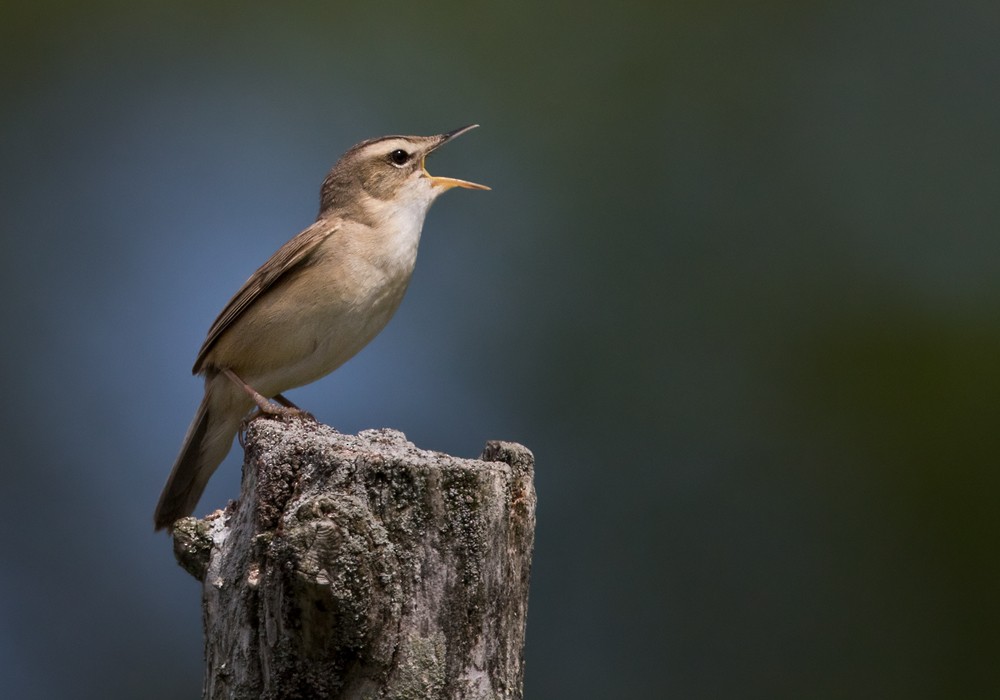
[422,124,491,191]
[424,161,491,191]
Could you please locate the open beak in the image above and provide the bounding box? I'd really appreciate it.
[424,167,491,191]
[423,124,491,191]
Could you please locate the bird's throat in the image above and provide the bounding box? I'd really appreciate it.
[359,193,429,277]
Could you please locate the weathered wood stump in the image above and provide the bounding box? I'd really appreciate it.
[171,418,536,700]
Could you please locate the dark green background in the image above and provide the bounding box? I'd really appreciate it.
[2,1,998,697]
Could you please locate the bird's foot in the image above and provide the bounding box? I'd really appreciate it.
[238,400,317,447]
[223,370,317,445]
[270,394,317,422]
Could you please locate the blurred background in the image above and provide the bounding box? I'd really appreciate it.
[2,1,999,697]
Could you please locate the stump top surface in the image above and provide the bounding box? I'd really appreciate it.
[244,419,534,476]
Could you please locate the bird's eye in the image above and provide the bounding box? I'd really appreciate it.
[388,149,410,166]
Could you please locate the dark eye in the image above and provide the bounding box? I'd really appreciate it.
[388,149,410,166]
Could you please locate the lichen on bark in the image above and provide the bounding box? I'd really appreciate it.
[172,418,535,700]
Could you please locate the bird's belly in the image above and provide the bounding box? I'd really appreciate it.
[211,259,412,397]
[264,294,402,393]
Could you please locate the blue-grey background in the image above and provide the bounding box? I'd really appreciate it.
[2,1,998,697]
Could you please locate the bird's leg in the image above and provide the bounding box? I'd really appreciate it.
[272,393,300,410]
[222,369,316,446]
[273,393,316,422]
[222,368,296,416]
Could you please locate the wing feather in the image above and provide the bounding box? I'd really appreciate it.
[192,219,337,373]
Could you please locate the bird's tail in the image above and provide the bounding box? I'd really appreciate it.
[154,374,248,530]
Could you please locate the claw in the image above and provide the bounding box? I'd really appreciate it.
[239,403,317,446]
[222,369,318,446]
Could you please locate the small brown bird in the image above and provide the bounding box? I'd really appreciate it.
[154,125,488,530]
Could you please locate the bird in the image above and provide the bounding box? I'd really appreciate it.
[154,125,488,530]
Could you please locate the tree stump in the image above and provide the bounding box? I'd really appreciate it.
[171,418,536,700]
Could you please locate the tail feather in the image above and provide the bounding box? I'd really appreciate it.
[154,378,246,530]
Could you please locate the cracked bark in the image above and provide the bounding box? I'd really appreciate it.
[171,418,535,700]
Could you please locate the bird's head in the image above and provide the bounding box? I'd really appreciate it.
[320,124,489,217]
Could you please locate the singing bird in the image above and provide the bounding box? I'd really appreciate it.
[154,125,488,530]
